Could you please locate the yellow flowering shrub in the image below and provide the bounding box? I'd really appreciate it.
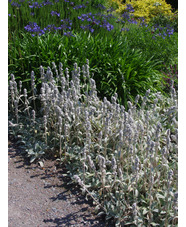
[110,0,173,22]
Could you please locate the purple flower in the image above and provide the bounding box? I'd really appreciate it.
[121,27,129,32]
[39,30,45,35]
[11,2,21,7]
[128,19,138,24]
[139,17,145,22]
[92,19,100,25]
[63,31,75,37]
[24,22,39,32]
[90,27,94,33]
[42,0,53,6]
[8,14,11,17]
[78,12,115,32]
[126,4,134,13]
[44,24,58,31]
[80,24,94,33]
[167,28,174,36]
[97,4,106,10]
[80,25,86,30]
[51,11,60,17]
[104,23,114,31]
[139,17,148,27]
[73,4,86,10]
[51,11,55,16]
[105,13,115,19]
[151,24,174,39]
[163,32,167,37]
[29,2,43,8]
[60,19,72,30]
[122,12,130,20]
[24,22,46,36]
[87,17,92,22]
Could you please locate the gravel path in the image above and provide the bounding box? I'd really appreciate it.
[8,139,114,227]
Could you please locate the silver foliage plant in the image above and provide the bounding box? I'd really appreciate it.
[8,60,178,226]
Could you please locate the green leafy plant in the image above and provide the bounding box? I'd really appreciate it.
[150,11,178,32]
[9,31,167,108]
[9,0,178,108]
[26,141,46,163]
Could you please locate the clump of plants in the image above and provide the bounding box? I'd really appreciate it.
[161,64,178,92]
[8,0,177,109]
[9,60,178,226]
[110,0,173,22]
[150,10,178,32]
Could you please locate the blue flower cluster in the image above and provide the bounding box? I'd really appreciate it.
[29,2,43,9]
[167,27,174,36]
[115,4,139,26]
[51,11,60,17]
[121,27,129,32]
[10,0,176,39]
[24,18,73,37]
[121,12,131,21]
[60,19,72,30]
[44,24,62,32]
[42,0,53,6]
[73,4,86,10]
[139,17,148,27]
[28,0,54,9]
[64,31,75,37]
[80,25,94,33]
[24,22,44,36]
[126,4,134,13]
[11,1,21,8]
[96,4,106,10]
[78,12,115,32]
[151,24,175,39]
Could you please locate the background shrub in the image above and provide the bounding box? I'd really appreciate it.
[112,0,174,22]
[150,10,178,32]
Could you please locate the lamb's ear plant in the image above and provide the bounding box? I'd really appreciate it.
[8,60,178,226]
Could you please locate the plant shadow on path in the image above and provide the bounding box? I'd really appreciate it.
[8,135,114,227]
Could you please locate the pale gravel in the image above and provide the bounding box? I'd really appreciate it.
[8,140,114,227]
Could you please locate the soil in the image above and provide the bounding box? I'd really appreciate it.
[8,137,114,227]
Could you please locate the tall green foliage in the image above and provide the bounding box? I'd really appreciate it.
[9,31,164,107]
[8,0,178,107]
